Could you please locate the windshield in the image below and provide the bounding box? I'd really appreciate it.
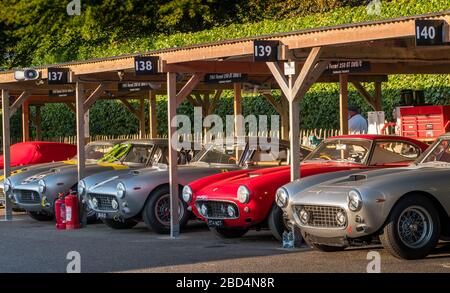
[191,143,246,165]
[97,143,154,165]
[418,138,450,165]
[71,143,116,160]
[305,139,372,164]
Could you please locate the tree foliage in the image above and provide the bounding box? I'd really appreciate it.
[0,0,449,140]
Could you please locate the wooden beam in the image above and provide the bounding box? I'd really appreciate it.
[167,72,180,238]
[292,47,323,101]
[118,98,140,119]
[139,97,146,138]
[22,101,30,142]
[208,90,222,114]
[65,102,76,113]
[186,95,200,107]
[351,81,377,111]
[162,61,270,74]
[2,89,13,220]
[10,91,30,117]
[262,93,283,115]
[296,61,330,100]
[84,83,105,112]
[266,62,290,98]
[176,73,205,107]
[340,74,349,135]
[149,91,157,138]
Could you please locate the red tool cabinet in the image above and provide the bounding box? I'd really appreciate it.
[400,105,450,142]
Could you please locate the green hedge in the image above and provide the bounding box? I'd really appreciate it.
[2,0,449,139]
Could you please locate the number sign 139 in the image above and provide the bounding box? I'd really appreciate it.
[134,56,158,75]
[253,40,279,62]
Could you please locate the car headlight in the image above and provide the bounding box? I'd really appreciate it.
[4,178,11,193]
[237,185,250,204]
[38,179,46,193]
[182,185,192,203]
[78,180,86,196]
[347,190,363,212]
[116,182,126,199]
[275,187,289,208]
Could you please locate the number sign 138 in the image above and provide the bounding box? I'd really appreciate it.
[134,56,158,75]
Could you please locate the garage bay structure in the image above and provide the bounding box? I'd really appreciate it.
[1,12,449,236]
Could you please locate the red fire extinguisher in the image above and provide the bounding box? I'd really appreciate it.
[55,193,66,230]
[65,192,80,230]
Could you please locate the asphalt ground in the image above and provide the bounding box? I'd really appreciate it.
[1,210,450,273]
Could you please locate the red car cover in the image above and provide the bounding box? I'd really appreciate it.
[0,141,77,169]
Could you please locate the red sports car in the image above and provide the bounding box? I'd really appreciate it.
[0,141,77,169]
[183,135,429,240]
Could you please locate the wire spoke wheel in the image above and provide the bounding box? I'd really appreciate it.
[154,193,184,226]
[397,206,433,249]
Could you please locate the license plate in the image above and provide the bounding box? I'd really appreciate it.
[207,219,224,228]
[97,212,107,219]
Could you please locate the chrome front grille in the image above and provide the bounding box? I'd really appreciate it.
[88,193,118,211]
[195,200,239,219]
[294,205,347,228]
[15,189,41,204]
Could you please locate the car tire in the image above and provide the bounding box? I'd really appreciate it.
[28,211,54,221]
[379,194,440,260]
[142,185,189,234]
[102,218,139,230]
[267,205,302,242]
[210,227,249,239]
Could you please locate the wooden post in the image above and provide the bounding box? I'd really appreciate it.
[35,105,42,140]
[167,72,180,238]
[75,82,85,181]
[233,83,243,136]
[280,94,289,140]
[149,91,157,138]
[22,101,30,142]
[139,97,146,138]
[374,81,382,111]
[289,99,300,181]
[2,89,12,220]
[75,82,87,226]
[339,74,349,135]
[267,47,328,182]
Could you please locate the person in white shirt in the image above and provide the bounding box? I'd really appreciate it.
[348,105,368,134]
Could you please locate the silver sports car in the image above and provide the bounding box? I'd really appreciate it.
[276,134,450,259]
[5,139,169,222]
[0,140,122,209]
[81,138,302,234]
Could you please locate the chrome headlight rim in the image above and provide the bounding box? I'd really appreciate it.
[78,180,86,196]
[116,182,126,199]
[275,187,289,208]
[182,185,193,203]
[347,189,363,212]
[4,178,11,193]
[38,179,46,194]
[237,185,250,204]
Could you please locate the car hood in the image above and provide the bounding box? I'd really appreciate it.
[196,161,364,194]
[19,162,130,185]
